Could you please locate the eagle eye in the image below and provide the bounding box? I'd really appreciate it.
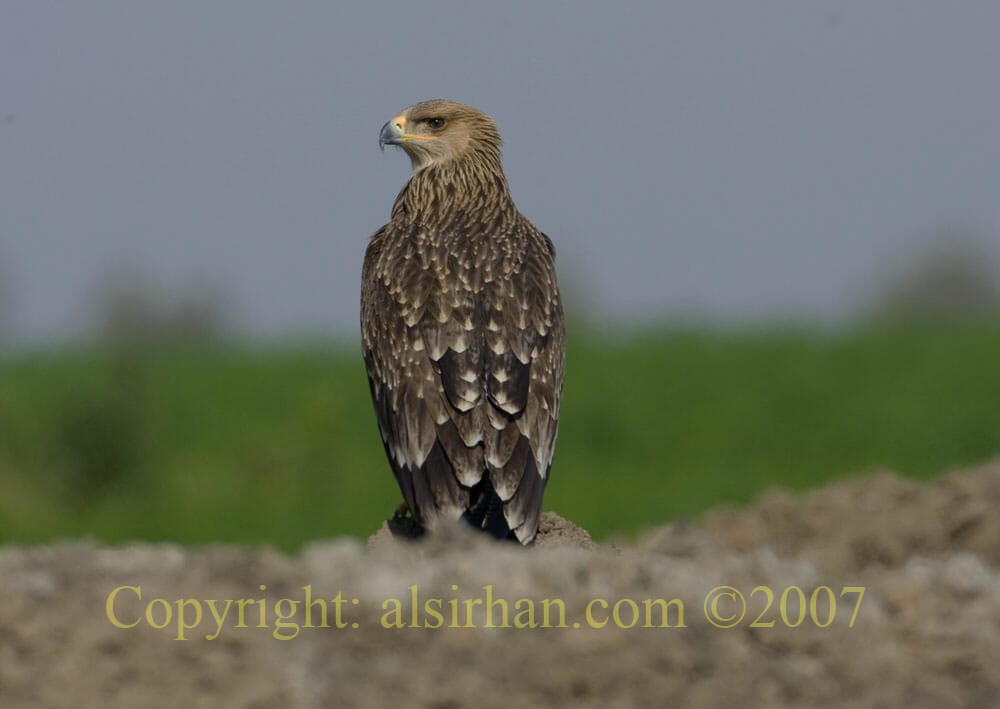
[427,117,446,130]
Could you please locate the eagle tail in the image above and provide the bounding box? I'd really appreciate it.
[463,478,517,542]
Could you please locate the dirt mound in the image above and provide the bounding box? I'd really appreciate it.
[3,459,1000,708]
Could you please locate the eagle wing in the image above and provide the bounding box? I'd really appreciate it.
[361,219,563,543]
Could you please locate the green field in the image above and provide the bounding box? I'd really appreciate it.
[2,321,998,550]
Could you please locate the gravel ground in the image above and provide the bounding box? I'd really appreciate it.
[3,459,1000,708]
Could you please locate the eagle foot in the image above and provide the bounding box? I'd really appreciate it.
[387,503,424,540]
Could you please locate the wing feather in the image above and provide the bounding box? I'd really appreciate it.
[362,217,563,543]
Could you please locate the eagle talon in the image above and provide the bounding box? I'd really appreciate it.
[387,503,424,541]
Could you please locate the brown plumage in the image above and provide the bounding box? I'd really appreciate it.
[361,99,564,544]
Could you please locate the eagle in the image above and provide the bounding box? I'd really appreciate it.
[361,99,564,544]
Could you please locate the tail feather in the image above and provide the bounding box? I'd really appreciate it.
[462,478,517,541]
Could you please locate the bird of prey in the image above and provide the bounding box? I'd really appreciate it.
[361,99,564,544]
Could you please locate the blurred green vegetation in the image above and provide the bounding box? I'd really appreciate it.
[1,320,998,550]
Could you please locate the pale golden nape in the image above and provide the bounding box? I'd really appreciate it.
[378,99,502,172]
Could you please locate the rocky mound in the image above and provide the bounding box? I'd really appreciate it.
[2,459,1000,708]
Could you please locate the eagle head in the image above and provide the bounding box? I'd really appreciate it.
[379,99,502,172]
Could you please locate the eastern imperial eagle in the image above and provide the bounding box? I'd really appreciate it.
[361,99,564,544]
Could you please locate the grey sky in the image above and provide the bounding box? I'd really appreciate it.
[2,2,999,345]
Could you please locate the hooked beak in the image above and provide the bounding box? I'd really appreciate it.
[379,120,405,151]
